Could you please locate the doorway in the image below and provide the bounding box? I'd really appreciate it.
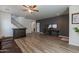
[36,23,40,32]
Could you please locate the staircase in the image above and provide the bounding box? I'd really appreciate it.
[11,16,27,38]
[11,16,25,28]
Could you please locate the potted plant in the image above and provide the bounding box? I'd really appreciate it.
[74,27,79,32]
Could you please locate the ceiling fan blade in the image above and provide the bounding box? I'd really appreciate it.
[33,10,39,12]
[32,5,37,8]
[22,5,27,8]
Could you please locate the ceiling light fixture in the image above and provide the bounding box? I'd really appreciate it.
[22,5,39,14]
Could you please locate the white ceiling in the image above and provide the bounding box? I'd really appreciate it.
[0,5,69,20]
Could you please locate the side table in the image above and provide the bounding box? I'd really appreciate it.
[0,37,13,51]
[0,39,2,50]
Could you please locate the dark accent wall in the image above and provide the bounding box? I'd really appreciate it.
[36,14,69,36]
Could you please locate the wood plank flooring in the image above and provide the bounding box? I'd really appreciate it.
[15,33,79,53]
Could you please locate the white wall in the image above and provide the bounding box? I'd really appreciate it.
[15,17,36,33]
[0,12,12,37]
[69,6,79,46]
[0,12,36,38]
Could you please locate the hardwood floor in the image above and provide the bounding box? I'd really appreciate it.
[15,33,79,53]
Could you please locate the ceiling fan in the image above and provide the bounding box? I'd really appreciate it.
[22,5,39,13]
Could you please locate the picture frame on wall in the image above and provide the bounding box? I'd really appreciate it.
[72,13,79,24]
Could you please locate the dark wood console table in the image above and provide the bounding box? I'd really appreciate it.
[13,28,26,39]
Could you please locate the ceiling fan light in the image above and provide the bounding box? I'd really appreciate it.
[28,9,34,13]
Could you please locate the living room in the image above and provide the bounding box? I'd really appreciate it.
[0,5,79,53]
